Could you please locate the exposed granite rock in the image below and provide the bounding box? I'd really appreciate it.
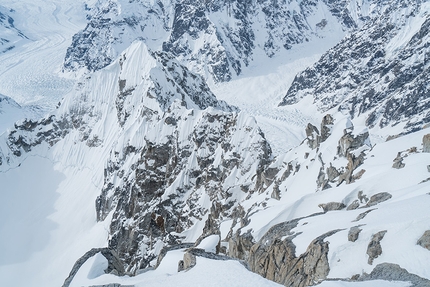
[348,226,363,242]
[392,152,405,169]
[358,263,430,287]
[306,123,320,150]
[237,216,340,287]
[417,230,430,251]
[366,192,392,207]
[318,202,346,213]
[367,230,387,265]
[353,209,375,222]
[228,230,255,261]
[183,251,196,270]
[347,200,360,211]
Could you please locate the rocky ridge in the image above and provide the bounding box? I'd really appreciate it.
[64,0,362,82]
[280,1,430,135]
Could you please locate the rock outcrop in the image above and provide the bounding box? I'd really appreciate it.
[348,226,363,242]
[367,230,387,265]
[417,230,430,251]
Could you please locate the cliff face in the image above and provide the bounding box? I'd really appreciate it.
[280,1,430,135]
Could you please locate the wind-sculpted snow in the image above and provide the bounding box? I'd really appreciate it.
[64,0,354,82]
[280,1,430,135]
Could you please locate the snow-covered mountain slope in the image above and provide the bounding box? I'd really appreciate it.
[0,0,88,114]
[1,1,430,287]
[280,1,430,137]
[63,0,352,83]
[0,5,27,53]
[0,40,270,287]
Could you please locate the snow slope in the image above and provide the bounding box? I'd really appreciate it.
[0,0,88,114]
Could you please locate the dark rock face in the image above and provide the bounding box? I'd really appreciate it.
[367,230,387,265]
[280,1,430,134]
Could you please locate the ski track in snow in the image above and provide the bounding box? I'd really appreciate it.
[0,0,87,115]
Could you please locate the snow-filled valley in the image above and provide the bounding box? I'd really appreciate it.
[0,1,430,287]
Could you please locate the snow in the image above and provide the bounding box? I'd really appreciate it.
[0,0,88,114]
[0,1,429,287]
[68,249,284,287]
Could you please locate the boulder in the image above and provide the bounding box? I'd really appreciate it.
[183,252,196,270]
[347,200,360,210]
[318,202,346,213]
[348,226,363,242]
[366,192,392,207]
[417,230,430,251]
[367,230,387,265]
[392,152,405,169]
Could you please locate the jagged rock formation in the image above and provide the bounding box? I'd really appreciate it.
[245,219,341,287]
[64,0,354,82]
[280,1,430,135]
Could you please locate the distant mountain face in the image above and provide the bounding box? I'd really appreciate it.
[280,1,430,135]
[64,0,375,82]
[0,6,27,53]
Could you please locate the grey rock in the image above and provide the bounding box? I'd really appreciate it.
[348,226,363,242]
[423,134,430,153]
[359,263,430,287]
[228,230,255,261]
[392,152,405,169]
[366,192,392,207]
[347,200,360,210]
[337,132,370,158]
[306,123,320,149]
[183,252,196,270]
[248,229,342,287]
[427,165,430,173]
[417,230,430,251]
[318,202,346,213]
[353,209,375,222]
[367,230,387,265]
[320,114,334,143]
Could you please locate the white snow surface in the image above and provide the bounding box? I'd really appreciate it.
[0,0,88,114]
